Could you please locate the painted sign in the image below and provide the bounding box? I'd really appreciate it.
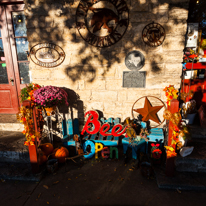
[76,0,129,47]
[30,43,65,67]
[83,140,118,159]
[81,110,126,136]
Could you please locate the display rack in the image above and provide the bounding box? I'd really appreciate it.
[42,107,64,144]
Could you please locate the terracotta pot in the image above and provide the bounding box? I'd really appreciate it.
[44,106,56,116]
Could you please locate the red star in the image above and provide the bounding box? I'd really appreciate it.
[133,97,163,124]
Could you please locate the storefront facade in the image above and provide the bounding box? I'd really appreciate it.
[0,0,190,127]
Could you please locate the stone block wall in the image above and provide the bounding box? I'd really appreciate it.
[24,0,190,125]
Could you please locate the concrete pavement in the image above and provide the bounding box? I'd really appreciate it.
[1,157,206,206]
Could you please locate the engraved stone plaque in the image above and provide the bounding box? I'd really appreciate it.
[122,71,146,88]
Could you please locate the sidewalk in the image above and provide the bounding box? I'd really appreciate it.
[1,129,206,192]
[1,157,206,206]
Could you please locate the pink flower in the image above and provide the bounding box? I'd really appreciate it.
[33,85,68,108]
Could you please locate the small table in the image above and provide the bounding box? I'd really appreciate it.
[122,138,146,159]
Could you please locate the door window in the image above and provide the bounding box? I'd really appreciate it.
[12,11,30,84]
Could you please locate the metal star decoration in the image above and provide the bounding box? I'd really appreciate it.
[133,97,163,124]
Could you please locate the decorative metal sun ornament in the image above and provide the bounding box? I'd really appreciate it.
[142,22,166,47]
[132,96,166,128]
[76,0,129,48]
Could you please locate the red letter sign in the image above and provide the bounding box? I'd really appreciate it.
[81,110,101,135]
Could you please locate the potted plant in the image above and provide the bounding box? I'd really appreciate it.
[33,85,69,115]
[163,85,178,107]
[19,83,41,105]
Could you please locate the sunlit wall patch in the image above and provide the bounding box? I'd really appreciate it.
[142,22,166,47]
[76,0,129,48]
[30,43,65,68]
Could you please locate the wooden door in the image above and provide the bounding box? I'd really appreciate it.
[0,3,30,113]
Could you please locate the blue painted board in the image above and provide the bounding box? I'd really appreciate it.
[62,119,67,139]
[92,140,118,147]
[99,134,104,140]
[106,135,113,141]
[67,119,73,135]
[114,118,120,125]
[73,118,80,135]
[90,134,96,140]
[122,138,146,159]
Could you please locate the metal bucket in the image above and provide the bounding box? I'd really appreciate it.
[46,159,58,173]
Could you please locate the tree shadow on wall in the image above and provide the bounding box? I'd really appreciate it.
[24,0,190,83]
[59,87,84,124]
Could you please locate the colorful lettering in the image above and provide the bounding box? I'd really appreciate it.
[83,140,95,159]
[95,143,104,159]
[101,147,110,159]
[81,110,101,135]
[110,147,118,159]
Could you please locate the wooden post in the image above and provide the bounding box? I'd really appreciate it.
[167,99,179,147]
[165,99,179,177]
[22,100,39,174]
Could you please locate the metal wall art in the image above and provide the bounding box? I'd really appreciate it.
[125,50,145,71]
[142,22,165,47]
[76,0,129,47]
[132,96,166,128]
[30,43,65,68]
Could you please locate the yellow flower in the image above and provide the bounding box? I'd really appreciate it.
[164,146,175,152]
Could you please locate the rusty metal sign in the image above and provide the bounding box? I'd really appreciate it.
[30,43,65,68]
[142,22,165,47]
[132,96,166,128]
[76,0,129,48]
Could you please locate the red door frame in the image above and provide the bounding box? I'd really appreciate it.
[0,1,26,113]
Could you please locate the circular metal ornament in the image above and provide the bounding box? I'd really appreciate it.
[30,43,65,68]
[125,50,145,71]
[76,0,129,48]
[131,96,167,128]
[142,22,165,47]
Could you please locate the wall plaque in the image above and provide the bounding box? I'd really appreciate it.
[125,50,145,71]
[123,71,146,88]
[76,0,129,48]
[142,22,165,47]
[30,43,65,68]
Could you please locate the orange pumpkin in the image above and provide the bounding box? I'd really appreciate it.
[53,147,69,163]
[51,148,58,159]
[38,149,48,165]
[40,143,54,156]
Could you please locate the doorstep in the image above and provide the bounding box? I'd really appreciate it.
[154,166,206,191]
[0,123,24,131]
[0,131,29,163]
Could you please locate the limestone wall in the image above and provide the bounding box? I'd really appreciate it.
[24,0,190,124]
